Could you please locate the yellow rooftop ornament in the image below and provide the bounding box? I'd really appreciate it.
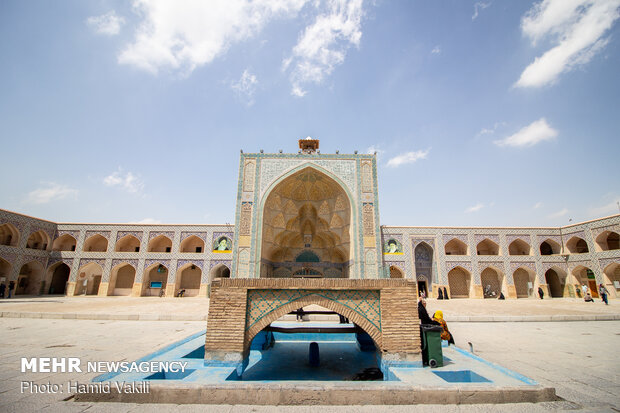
[299,136,319,154]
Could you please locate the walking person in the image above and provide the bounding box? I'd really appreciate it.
[599,283,609,305]
[538,286,544,299]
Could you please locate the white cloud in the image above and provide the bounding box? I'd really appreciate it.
[476,121,506,138]
[231,69,258,106]
[365,145,385,157]
[118,0,308,74]
[472,1,492,20]
[516,0,620,88]
[386,149,430,168]
[431,46,441,55]
[130,218,162,224]
[284,0,364,96]
[548,207,568,218]
[533,202,543,209]
[465,203,485,213]
[494,118,558,147]
[26,183,78,204]
[103,168,144,193]
[87,11,126,36]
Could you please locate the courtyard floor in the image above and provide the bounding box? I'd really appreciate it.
[0,297,618,412]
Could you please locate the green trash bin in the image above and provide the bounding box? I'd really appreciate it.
[421,324,444,368]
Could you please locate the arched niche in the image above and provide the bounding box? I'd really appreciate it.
[16,261,45,295]
[26,230,50,251]
[602,262,620,299]
[0,258,12,282]
[444,238,467,255]
[566,237,588,254]
[571,265,598,298]
[115,235,140,252]
[508,239,531,256]
[141,263,168,296]
[0,223,19,247]
[389,265,404,279]
[175,263,202,296]
[540,239,561,255]
[447,266,471,298]
[181,236,205,253]
[83,234,108,252]
[52,234,76,251]
[476,238,499,255]
[595,231,619,251]
[148,235,172,253]
[209,264,231,285]
[260,167,352,278]
[480,267,504,298]
[46,262,70,295]
[74,262,103,295]
[544,267,567,298]
[108,263,136,296]
[513,267,536,298]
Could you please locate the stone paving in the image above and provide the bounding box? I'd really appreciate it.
[0,297,619,412]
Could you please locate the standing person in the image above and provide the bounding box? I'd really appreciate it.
[0,282,5,298]
[599,283,609,305]
[437,288,444,300]
[443,287,449,300]
[538,286,544,299]
[418,298,440,326]
[8,281,15,298]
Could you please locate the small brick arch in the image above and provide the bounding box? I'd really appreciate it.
[244,294,382,354]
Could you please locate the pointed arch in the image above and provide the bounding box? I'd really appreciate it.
[175,263,202,296]
[244,293,382,355]
[83,234,108,252]
[46,262,71,295]
[16,261,45,295]
[447,266,471,298]
[602,262,620,299]
[480,266,504,298]
[141,262,169,296]
[74,262,103,295]
[0,223,20,247]
[26,230,50,250]
[508,239,531,256]
[540,239,561,255]
[148,235,172,252]
[108,262,136,296]
[445,238,467,255]
[180,235,205,253]
[0,257,12,283]
[595,231,619,251]
[544,266,567,298]
[566,236,588,254]
[115,235,140,252]
[513,267,536,298]
[52,234,77,251]
[476,238,499,255]
[389,265,404,279]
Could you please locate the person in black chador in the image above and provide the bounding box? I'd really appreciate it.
[8,281,15,298]
[0,282,5,298]
[437,288,444,300]
[443,286,449,300]
[538,286,544,299]
[418,298,440,326]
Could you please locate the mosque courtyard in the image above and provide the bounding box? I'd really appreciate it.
[1,297,618,412]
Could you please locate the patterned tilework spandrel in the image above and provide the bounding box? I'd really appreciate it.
[245,289,381,331]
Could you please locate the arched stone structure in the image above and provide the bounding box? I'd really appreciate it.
[513,267,536,298]
[0,223,20,247]
[508,239,531,256]
[480,267,504,298]
[52,234,77,251]
[544,267,567,298]
[0,258,12,284]
[16,261,45,295]
[148,235,172,253]
[571,265,598,298]
[46,262,70,295]
[209,263,231,283]
[141,263,168,296]
[566,237,588,254]
[180,235,205,253]
[414,242,433,295]
[447,266,471,298]
[596,231,619,251]
[477,238,499,255]
[175,263,202,296]
[259,166,353,278]
[445,238,467,255]
[108,263,136,296]
[74,262,103,295]
[540,239,561,255]
[26,230,50,250]
[82,234,108,252]
[115,235,140,252]
[389,265,404,278]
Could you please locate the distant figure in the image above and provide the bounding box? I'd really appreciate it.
[599,284,609,305]
[8,281,14,298]
[418,298,440,326]
[443,287,449,300]
[498,292,505,300]
[432,310,455,345]
[0,282,5,298]
[176,289,185,297]
[581,284,588,296]
[296,308,304,322]
[437,288,444,300]
[584,291,594,302]
[538,287,544,299]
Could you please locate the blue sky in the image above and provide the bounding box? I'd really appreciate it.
[0,0,619,227]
